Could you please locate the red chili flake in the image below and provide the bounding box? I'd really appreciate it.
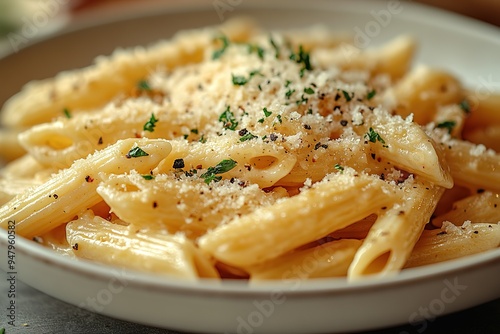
[85,175,94,183]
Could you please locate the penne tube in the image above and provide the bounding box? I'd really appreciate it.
[66,210,218,280]
[436,136,500,192]
[432,191,500,227]
[96,171,287,239]
[384,65,464,125]
[348,177,444,279]
[0,138,171,239]
[157,137,297,188]
[405,222,500,268]
[1,18,257,128]
[247,239,362,281]
[199,170,402,267]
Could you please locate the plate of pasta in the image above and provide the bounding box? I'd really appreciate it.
[1,0,500,333]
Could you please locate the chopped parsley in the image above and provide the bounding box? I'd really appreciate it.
[212,35,230,59]
[63,107,71,118]
[285,89,295,99]
[276,114,282,124]
[137,80,152,91]
[304,87,315,94]
[126,146,149,158]
[239,130,258,142]
[334,164,344,173]
[232,74,248,86]
[436,120,456,134]
[191,128,199,134]
[342,90,352,102]
[219,106,238,130]
[269,36,280,58]
[258,108,272,123]
[290,45,312,75]
[365,127,386,145]
[459,99,471,114]
[231,70,262,86]
[141,174,155,180]
[199,134,207,143]
[201,159,237,184]
[247,44,265,59]
[367,89,376,100]
[143,113,158,132]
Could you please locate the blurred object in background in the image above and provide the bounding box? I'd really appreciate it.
[70,0,500,27]
[0,0,72,56]
[414,0,500,27]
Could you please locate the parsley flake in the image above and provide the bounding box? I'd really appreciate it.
[365,128,386,145]
[201,159,237,184]
[459,99,471,114]
[143,113,158,132]
[240,131,258,142]
[63,107,71,118]
[334,164,344,173]
[232,74,248,86]
[436,120,456,134]
[212,35,230,59]
[141,174,154,180]
[219,106,238,130]
[342,90,352,102]
[137,80,152,91]
[248,44,265,59]
[269,36,280,58]
[126,146,149,158]
[263,107,272,117]
[290,45,312,73]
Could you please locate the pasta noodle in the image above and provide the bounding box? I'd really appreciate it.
[0,18,499,281]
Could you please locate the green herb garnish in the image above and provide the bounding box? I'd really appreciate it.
[248,44,265,59]
[231,70,262,86]
[367,89,376,100]
[137,80,152,91]
[365,127,386,145]
[290,45,312,72]
[126,146,149,158]
[269,36,280,58]
[263,107,272,117]
[201,159,237,184]
[459,99,471,114]
[143,113,158,132]
[240,132,258,142]
[232,74,248,86]
[63,108,71,119]
[304,87,315,94]
[334,164,344,173]
[141,174,154,180]
[342,90,352,102]
[219,106,238,130]
[436,120,456,134]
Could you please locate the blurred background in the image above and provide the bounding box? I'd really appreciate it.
[0,0,499,41]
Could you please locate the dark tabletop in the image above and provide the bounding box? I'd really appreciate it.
[1,270,499,334]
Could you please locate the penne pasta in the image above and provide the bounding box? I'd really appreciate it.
[0,20,497,281]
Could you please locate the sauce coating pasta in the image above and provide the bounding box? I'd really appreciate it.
[1,18,499,281]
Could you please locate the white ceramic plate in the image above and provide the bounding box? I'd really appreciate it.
[1,1,499,333]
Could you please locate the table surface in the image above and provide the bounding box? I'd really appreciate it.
[1,1,500,333]
[1,271,499,334]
